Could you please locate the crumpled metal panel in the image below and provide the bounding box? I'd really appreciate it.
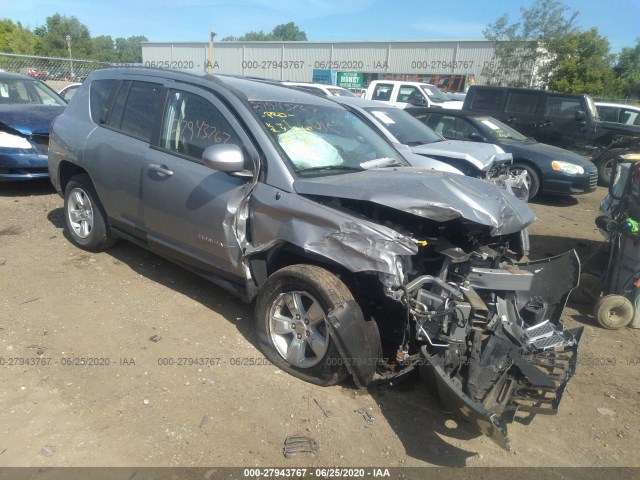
[246,183,417,275]
[293,168,536,236]
[410,141,512,171]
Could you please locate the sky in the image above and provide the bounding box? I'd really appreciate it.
[4,0,640,53]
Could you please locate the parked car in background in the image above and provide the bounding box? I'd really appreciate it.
[22,67,49,80]
[596,102,640,127]
[48,68,581,449]
[408,107,598,199]
[365,80,464,109]
[0,71,66,181]
[462,85,640,185]
[282,81,356,97]
[58,83,82,102]
[331,96,527,199]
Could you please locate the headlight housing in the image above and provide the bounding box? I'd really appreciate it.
[551,160,584,175]
[0,131,34,150]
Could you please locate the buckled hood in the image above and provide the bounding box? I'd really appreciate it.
[294,168,535,235]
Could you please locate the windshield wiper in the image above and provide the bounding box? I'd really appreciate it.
[299,165,362,174]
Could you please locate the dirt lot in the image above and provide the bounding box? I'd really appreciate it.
[0,180,638,469]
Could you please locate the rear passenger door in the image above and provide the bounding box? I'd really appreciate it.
[142,85,254,282]
[85,79,164,238]
[502,90,542,137]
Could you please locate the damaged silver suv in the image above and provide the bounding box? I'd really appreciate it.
[48,68,582,449]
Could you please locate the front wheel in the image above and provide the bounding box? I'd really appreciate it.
[254,265,353,386]
[594,295,634,329]
[595,150,620,186]
[509,163,540,200]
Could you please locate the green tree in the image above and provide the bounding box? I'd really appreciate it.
[221,22,307,41]
[546,28,617,95]
[0,19,36,54]
[33,13,93,58]
[272,22,307,41]
[91,35,116,62]
[114,35,147,63]
[615,38,640,98]
[483,0,579,87]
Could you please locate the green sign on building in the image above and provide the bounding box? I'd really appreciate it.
[337,71,364,89]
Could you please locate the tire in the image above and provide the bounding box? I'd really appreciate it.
[64,174,115,251]
[254,265,353,386]
[509,163,540,200]
[594,295,634,329]
[595,150,619,186]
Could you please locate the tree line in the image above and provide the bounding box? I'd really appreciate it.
[484,0,639,99]
[0,14,146,63]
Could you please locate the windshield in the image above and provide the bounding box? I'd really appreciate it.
[477,117,529,141]
[0,78,66,106]
[363,106,443,145]
[421,84,451,103]
[251,101,408,175]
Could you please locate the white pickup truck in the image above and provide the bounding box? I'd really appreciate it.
[364,80,463,109]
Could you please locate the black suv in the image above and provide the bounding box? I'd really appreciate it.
[462,86,640,184]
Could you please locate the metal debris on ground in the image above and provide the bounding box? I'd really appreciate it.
[149,335,162,343]
[314,398,333,417]
[355,408,375,422]
[283,436,319,458]
[199,415,208,428]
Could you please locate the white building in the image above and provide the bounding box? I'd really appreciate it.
[141,40,539,91]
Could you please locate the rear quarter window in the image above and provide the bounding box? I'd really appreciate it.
[469,89,502,112]
[505,92,540,114]
[89,79,117,123]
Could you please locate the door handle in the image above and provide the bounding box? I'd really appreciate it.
[506,116,516,123]
[148,164,174,176]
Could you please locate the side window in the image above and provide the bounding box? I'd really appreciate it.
[160,90,240,160]
[89,79,117,124]
[469,89,502,112]
[371,83,393,101]
[398,86,424,104]
[505,92,540,114]
[118,81,164,142]
[544,97,582,118]
[597,105,617,122]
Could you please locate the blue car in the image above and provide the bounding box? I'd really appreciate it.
[407,107,599,199]
[0,72,66,181]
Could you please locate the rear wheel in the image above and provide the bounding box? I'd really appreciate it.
[596,149,620,186]
[255,265,352,386]
[509,163,540,200]
[64,174,115,251]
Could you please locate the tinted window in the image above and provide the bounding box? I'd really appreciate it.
[544,97,582,118]
[107,81,131,128]
[597,105,618,122]
[505,92,539,114]
[119,81,163,142]
[160,90,239,160]
[371,83,393,101]
[470,89,502,112]
[89,79,117,124]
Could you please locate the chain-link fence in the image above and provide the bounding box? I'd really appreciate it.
[0,52,140,92]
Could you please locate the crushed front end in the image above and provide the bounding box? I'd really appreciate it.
[379,241,582,450]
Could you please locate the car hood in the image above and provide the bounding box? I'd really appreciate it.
[0,104,65,136]
[293,168,535,235]
[501,140,596,168]
[409,140,512,171]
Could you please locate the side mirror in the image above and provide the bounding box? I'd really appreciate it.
[574,110,586,121]
[202,144,244,172]
[468,132,486,142]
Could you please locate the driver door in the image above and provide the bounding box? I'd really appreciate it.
[143,86,254,283]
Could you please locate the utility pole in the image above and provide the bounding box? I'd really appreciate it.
[208,30,217,74]
[66,35,74,79]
